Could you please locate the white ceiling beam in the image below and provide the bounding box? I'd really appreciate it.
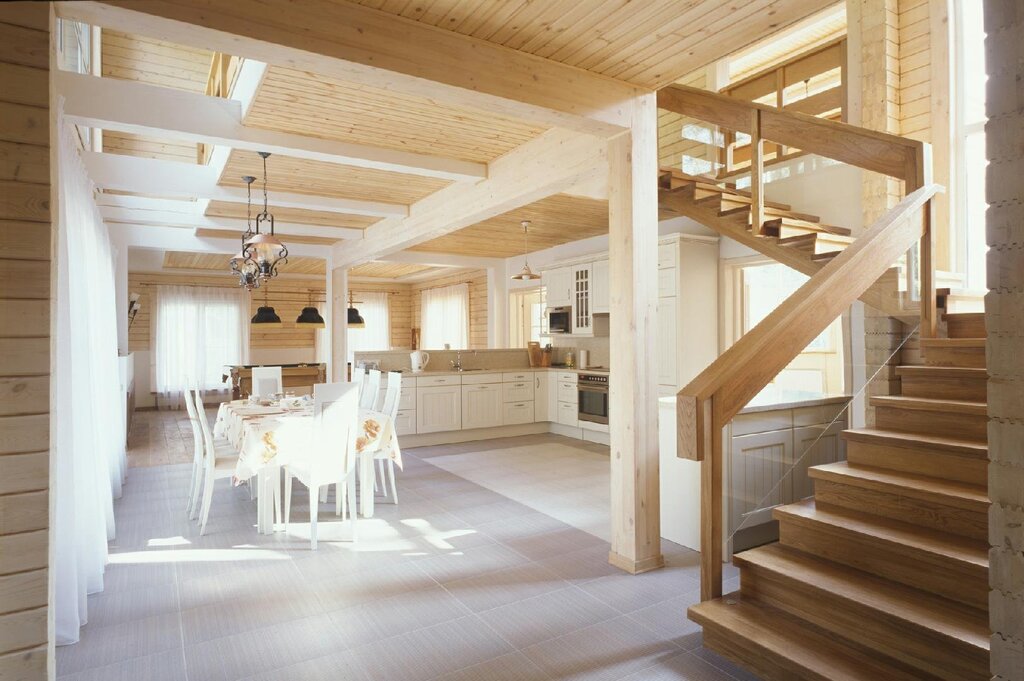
[108,223,327,258]
[332,129,606,268]
[83,151,406,218]
[56,70,486,183]
[55,1,638,137]
[100,205,363,241]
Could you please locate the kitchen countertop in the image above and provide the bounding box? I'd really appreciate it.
[658,389,850,414]
[392,366,610,377]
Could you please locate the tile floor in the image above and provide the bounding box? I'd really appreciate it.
[58,410,752,681]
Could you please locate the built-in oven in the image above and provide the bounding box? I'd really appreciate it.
[547,306,571,335]
[577,373,609,425]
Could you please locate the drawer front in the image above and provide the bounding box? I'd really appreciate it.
[460,372,503,385]
[394,409,416,435]
[556,372,578,384]
[557,381,578,404]
[557,400,579,427]
[503,381,533,403]
[502,371,533,383]
[503,401,534,425]
[417,375,462,387]
[398,390,416,411]
[658,268,677,297]
[658,242,678,269]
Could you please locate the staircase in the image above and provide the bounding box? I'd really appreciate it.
[687,305,990,680]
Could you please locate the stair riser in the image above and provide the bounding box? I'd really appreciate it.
[874,406,987,442]
[776,516,988,609]
[923,347,987,369]
[700,626,817,681]
[739,570,988,681]
[898,374,987,401]
[812,478,988,541]
[844,440,987,486]
[947,316,986,338]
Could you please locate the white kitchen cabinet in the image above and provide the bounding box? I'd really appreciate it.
[503,401,534,425]
[502,380,533,403]
[503,371,532,383]
[556,379,578,404]
[657,296,678,387]
[557,400,579,427]
[571,264,593,335]
[591,259,610,314]
[394,409,417,436]
[543,266,573,307]
[461,383,503,430]
[398,389,416,411]
[416,385,462,433]
[534,371,554,422]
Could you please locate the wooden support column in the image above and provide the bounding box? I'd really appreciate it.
[749,110,765,235]
[607,92,663,574]
[330,267,349,382]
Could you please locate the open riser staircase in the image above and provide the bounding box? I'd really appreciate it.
[685,308,990,680]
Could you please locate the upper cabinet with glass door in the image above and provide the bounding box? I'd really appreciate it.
[571,264,592,336]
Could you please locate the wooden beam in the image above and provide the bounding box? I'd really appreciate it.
[56,70,486,182]
[54,1,637,136]
[99,205,364,241]
[107,223,328,257]
[83,151,406,218]
[607,93,663,575]
[376,251,504,269]
[332,129,605,267]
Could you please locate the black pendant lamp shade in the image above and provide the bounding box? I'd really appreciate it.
[295,306,326,328]
[347,290,365,328]
[251,305,282,327]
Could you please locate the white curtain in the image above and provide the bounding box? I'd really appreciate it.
[348,291,390,363]
[154,285,248,406]
[53,105,127,644]
[420,283,469,349]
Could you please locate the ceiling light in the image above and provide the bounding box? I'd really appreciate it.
[295,290,326,328]
[242,152,288,282]
[347,290,365,329]
[511,220,541,281]
[251,289,282,327]
[230,174,260,290]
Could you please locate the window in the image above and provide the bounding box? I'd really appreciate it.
[420,283,469,349]
[509,287,547,347]
[154,285,248,395]
[955,0,987,290]
[348,290,390,362]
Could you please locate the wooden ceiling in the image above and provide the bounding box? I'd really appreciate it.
[217,149,450,205]
[245,66,546,164]
[348,0,834,88]
[411,193,608,258]
[349,261,438,279]
[162,251,327,275]
[204,200,380,230]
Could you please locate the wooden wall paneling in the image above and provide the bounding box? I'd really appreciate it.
[0,4,50,674]
[349,281,413,350]
[409,269,488,349]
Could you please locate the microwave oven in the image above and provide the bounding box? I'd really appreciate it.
[547,306,571,334]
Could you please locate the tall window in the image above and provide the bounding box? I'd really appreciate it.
[509,287,547,347]
[154,285,248,396]
[420,283,469,349]
[955,0,987,290]
[348,290,391,362]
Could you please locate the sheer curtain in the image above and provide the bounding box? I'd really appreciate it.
[348,291,390,362]
[53,105,127,644]
[154,285,248,406]
[420,283,469,349]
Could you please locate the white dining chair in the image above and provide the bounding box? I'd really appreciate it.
[194,390,244,535]
[251,365,283,398]
[183,387,208,519]
[350,365,366,397]
[360,369,382,410]
[374,372,402,504]
[284,381,359,550]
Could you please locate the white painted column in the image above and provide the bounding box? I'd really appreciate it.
[113,240,129,353]
[607,93,663,574]
[323,254,333,380]
[330,266,349,381]
[487,265,509,348]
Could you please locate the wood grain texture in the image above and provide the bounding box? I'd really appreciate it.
[410,269,488,349]
[161,251,326,275]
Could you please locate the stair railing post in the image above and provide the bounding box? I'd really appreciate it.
[912,144,937,338]
[750,110,765,235]
[700,396,724,601]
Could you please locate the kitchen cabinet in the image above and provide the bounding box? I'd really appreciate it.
[571,264,593,335]
[503,401,534,425]
[656,297,677,387]
[461,383,503,430]
[534,371,554,422]
[556,378,577,404]
[394,409,417,436]
[502,380,533,403]
[416,385,462,433]
[591,259,610,314]
[543,266,573,307]
[557,400,579,427]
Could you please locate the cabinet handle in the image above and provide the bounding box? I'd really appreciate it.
[514,403,525,407]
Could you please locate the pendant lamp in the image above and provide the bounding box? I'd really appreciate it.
[251,289,282,327]
[347,290,365,329]
[230,175,261,290]
[242,152,288,282]
[295,290,326,328]
[510,220,541,281]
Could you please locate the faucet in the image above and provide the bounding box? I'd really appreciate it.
[449,349,476,371]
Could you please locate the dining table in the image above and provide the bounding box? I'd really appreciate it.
[213,399,402,533]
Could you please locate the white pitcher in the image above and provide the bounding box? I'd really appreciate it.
[410,350,430,373]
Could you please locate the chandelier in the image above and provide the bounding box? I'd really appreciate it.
[229,175,260,290]
[510,220,541,281]
[241,151,288,283]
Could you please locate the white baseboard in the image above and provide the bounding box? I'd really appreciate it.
[401,422,549,448]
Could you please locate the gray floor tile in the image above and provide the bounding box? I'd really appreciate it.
[578,564,701,614]
[57,649,186,681]
[477,586,620,648]
[412,542,531,584]
[338,584,472,641]
[430,651,552,681]
[617,650,742,681]
[56,612,182,675]
[625,591,703,650]
[239,649,373,681]
[534,544,621,585]
[85,580,179,629]
[444,561,571,613]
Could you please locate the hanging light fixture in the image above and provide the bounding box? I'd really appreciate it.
[251,289,282,327]
[230,174,261,290]
[295,290,326,328]
[242,151,288,282]
[347,290,365,328]
[511,219,541,281]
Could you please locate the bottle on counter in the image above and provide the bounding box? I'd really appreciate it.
[565,351,575,369]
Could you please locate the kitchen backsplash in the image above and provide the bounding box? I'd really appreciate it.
[550,335,610,368]
[354,340,610,372]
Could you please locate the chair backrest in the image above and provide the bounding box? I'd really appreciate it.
[182,387,204,463]
[359,369,382,410]
[350,365,366,395]
[251,366,283,398]
[193,391,221,470]
[312,382,359,482]
[380,371,402,418]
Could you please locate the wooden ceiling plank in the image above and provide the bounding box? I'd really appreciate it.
[57,70,486,182]
[101,205,365,240]
[109,223,337,255]
[55,1,636,136]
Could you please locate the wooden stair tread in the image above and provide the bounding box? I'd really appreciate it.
[775,499,989,569]
[920,338,986,347]
[943,312,985,322]
[733,544,989,650]
[895,365,988,378]
[841,428,988,459]
[696,187,794,211]
[689,594,931,681]
[809,461,989,509]
[869,394,987,413]
[763,216,853,237]
[719,204,822,224]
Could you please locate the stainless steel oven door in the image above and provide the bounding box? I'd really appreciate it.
[577,384,608,424]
